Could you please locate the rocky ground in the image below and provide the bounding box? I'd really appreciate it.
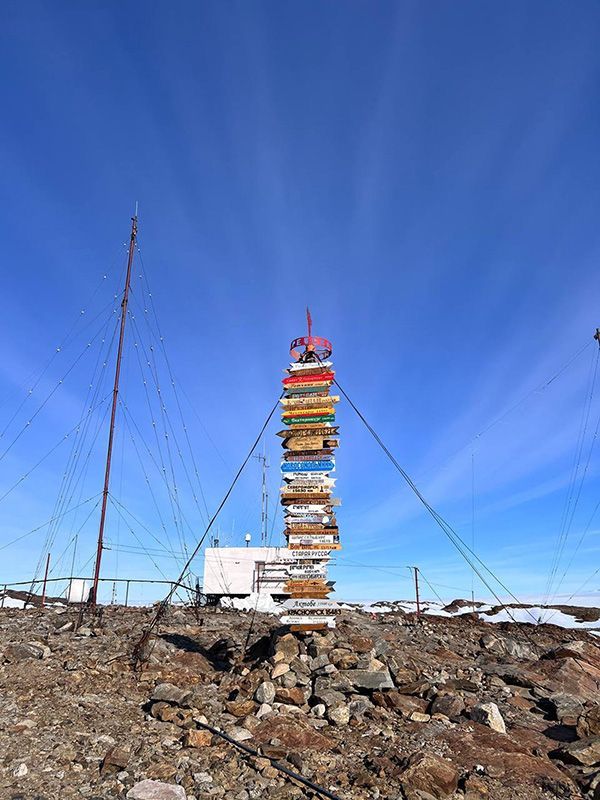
[1,603,600,800]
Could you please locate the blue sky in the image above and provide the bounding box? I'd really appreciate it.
[2,1,600,606]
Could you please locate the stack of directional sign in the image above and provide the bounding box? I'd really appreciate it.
[278,349,341,630]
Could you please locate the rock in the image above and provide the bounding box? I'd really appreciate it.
[348,696,373,718]
[271,662,289,679]
[470,702,506,734]
[373,691,428,717]
[400,752,459,799]
[13,763,28,778]
[228,726,253,742]
[548,692,584,726]
[255,681,276,705]
[409,711,431,723]
[253,716,332,750]
[311,703,326,718]
[151,683,192,708]
[311,687,346,709]
[225,698,257,717]
[339,669,393,691]
[329,648,359,669]
[274,687,305,706]
[101,746,130,774]
[4,642,48,662]
[430,693,465,721]
[310,653,331,671]
[274,633,299,661]
[328,705,350,726]
[184,729,213,747]
[578,705,600,737]
[349,635,374,653]
[554,736,600,766]
[127,780,187,799]
[256,702,272,719]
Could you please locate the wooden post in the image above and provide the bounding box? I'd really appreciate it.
[41,553,51,609]
[1,585,6,608]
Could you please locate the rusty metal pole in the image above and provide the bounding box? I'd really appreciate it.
[413,566,420,616]
[41,553,51,608]
[90,214,138,606]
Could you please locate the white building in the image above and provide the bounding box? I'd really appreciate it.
[203,546,290,602]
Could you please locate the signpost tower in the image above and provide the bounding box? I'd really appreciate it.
[278,310,341,630]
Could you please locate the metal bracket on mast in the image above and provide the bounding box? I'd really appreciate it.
[90,214,138,606]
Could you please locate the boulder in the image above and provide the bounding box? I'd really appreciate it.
[4,642,49,662]
[225,698,256,717]
[271,662,289,679]
[554,737,600,767]
[311,688,346,709]
[252,716,333,750]
[254,681,276,705]
[339,669,393,691]
[183,729,212,747]
[275,687,306,706]
[400,752,459,799]
[430,693,465,721]
[328,705,350,726]
[578,705,600,738]
[127,780,187,800]
[548,693,584,726]
[470,702,506,734]
[151,683,192,708]
[274,633,299,662]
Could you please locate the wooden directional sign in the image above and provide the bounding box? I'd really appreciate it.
[287,534,338,545]
[280,615,336,626]
[285,523,338,533]
[277,426,339,438]
[289,543,341,550]
[282,450,334,461]
[281,491,332,501]
[288,565,327,577]
[283,436,324,451]
[283,371,334,385]
[282,407,335,419]
[281,395,339,408]
[287,360,332,373]
[283,598,339,610]
[279,550,332,561]
[283,414,335,427]
[281,460,335,472]
[284,504,332,514]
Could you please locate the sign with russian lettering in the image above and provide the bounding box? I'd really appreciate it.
[281,460,335,472]
[282,598,339,610]
[287,533,338,545]
[277,426,339,438]
[283,371,334,385]
[282,436,324,451]
[280,615,336,627]
[284,414,335,425]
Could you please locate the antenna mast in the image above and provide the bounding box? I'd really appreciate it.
[254,443,269,546]
[90,213,138,605]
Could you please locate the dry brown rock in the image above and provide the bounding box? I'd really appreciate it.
[400,752,458,799]
[183,728,212,747]
[252,716,333,750]
[274,686,305,706]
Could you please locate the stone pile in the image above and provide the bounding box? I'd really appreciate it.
[0,602,599,799]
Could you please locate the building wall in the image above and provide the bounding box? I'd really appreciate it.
[203,546,289,596]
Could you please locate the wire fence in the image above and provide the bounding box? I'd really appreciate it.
[0,575,200,608]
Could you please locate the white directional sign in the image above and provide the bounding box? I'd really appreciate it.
[280,615,337,627]
[282,598,340,610]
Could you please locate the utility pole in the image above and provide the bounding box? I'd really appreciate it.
[409,565,421,616]
[90,213,137,606]
[41,553,51,609]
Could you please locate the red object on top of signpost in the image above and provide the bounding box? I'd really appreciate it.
[290,307,332,360]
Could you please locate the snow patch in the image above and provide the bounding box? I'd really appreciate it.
[218,593,282,614]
